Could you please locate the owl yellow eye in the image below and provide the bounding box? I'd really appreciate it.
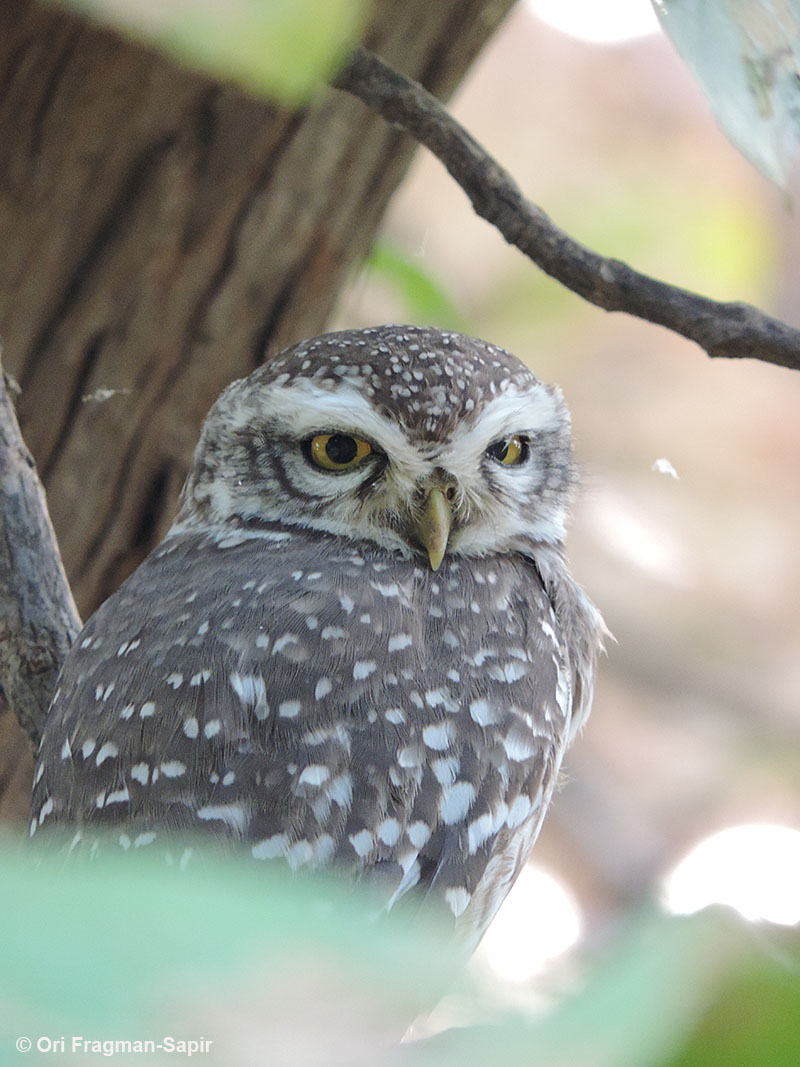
[486,435,529,466]
[307,433,372,471]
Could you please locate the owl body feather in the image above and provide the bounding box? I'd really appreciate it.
[31,325,603,949]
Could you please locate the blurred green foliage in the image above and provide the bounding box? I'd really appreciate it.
[56,0,367,102]
[2,841,798,1065]
[562,179,775,306]
[364,242,465,331]
[421,910,800,1067]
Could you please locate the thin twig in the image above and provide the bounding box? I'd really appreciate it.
[0,361,81,748]
[335,47,800,373]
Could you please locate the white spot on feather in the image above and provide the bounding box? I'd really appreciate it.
[378,818,401,846]
[349,829,374,858]
[445,887,471,917]
[328,774,353,807]
[105,786,130,805]
[432,756,459,784]
[252,834,289,860]
[160,761,186,778]
[407,821,431,848]
[230,672,266,706]
[197,804,249,833]
[388,633,412,652]
[371,581,400,598]
[440,782,476,825]
[422,722,453,750]
[298,765,330,787]
[273,633,299,655]
[314,834,335,865]
[468,812,495,853]
[470,699,498,726]
[287,840,314,869]
[488,661,529,683]
[398,744,423,767]
[503,732,537,761]
[506,794,533,828]
[95,742,118,766]
[315,678,332,700]
[130,763,149,786]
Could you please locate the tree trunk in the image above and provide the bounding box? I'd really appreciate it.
[0,0,515,827]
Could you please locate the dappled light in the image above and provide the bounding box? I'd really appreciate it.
[475,864,583,983]
[664,823,800,926]
[526,0,660,45]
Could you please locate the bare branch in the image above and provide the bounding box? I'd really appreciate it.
[335,47,800,373]
[0,362,81,749]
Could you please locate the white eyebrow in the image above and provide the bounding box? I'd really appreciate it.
[439,384,565,460]
[250,379,428,472]
[222,375,564,469]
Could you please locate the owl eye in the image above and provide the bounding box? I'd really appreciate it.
[306,433,373,471]
[486,435,529,466]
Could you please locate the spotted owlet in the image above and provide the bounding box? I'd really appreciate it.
[31,325,604,951]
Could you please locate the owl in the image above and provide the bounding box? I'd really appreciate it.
[31,325,604,951]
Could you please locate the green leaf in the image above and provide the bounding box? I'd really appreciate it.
[413,910,800,1067]
[652,0,800,188]
[0,837,456,1053]
[57,0,367,103]
[365,242,465,330]
[668,924,800,1067]
[5,841,798,1066]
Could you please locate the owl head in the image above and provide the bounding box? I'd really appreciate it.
[175,326,576,568]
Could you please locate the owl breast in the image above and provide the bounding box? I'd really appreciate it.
[32,524,572,943]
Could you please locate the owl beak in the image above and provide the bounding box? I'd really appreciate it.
[416,488,452,571]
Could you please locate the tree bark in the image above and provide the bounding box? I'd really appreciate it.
[0,367,81,749]
[0,0,515,826]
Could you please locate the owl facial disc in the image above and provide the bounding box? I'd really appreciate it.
[176,325,577,563]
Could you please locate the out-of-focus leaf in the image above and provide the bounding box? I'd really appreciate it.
[0,837,456,1066]
[365,242,465,330]
[5,842,799,1066]
[652,1,800,188]
[414,909,800,1067]
[669,930,800,1066]
[57,0,367,103]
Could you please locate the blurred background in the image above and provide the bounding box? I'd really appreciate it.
[333,0,800,990]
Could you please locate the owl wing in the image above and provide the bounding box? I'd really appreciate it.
[33,528,573,944]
